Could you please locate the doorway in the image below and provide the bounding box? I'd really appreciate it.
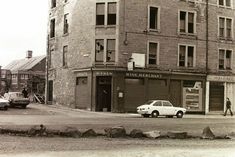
[209,82,224,111]
[96,77,112,112]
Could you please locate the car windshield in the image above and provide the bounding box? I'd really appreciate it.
[145,100,153,105]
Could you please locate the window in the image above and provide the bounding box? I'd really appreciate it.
[219,17,233,39]
[96,2,116,26]
[107,39,115,62]
[63,14,69,34]
[148,42,158,65]
[219,49,232,70]
[50,19,55,38]
[95,39,104,62]
[64,0,68,3]
[63,45,68,67]
[218,0,231,7]
[51,0,56,8]
[107,2,116,25]
[96,3,105,25]
[153,101,162,106]
[163,101,172,107]
[179,11,196,34]
[178,45,195,67]
[149,6,159,30]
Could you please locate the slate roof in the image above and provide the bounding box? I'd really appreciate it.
[3,55,46,72]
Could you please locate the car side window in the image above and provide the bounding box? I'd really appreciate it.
[163,101,172,107]
[153,101,162,106]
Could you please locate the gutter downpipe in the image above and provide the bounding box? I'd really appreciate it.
[205,0,209,114]
[90,67,93,111]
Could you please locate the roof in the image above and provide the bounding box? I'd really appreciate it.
[3,55,46,72]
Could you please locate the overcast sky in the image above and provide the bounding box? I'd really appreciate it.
[0,0,48,67]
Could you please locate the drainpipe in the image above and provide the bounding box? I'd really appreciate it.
[45,35,49,104]
[90,67,93,111]
[205,0,209,114]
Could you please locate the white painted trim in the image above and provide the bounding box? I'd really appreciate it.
[147,40,160,65]
[218,16,234,39]
[178,44,196,67]
[205,81,210,114]
[147,5,161,31]
[217,0,233,9]
[178,10,197,34]
[218,48,233,70]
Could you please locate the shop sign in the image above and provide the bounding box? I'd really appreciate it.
[96,71,113,76]
[76,72,88,77]
[126,72,162,78]
[207,75,235,83]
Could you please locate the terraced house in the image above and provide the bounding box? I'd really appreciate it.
[47,0,235,114]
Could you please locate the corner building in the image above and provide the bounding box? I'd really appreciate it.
[47,0,235,114]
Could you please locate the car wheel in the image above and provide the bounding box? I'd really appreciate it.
[151,111,159,118]
[176,111,183,118]
[142,114,150,118]
[4,106,8,111]
[22,105,27,109]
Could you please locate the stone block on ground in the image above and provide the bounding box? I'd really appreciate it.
[129,129,144,138]
[82,129,97,137]
[60,126,81,138]
[167,131,188,139]
[143,131,161,139]
[104,126,126,138]
[28,124,47,136]
[226,132,235,140]
[201,126,215,139]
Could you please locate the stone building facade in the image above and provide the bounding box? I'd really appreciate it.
[47,0,235,114]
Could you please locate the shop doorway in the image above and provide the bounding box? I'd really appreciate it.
[48,80,53,102]
[96,77,112,112]
[209,82,224,111]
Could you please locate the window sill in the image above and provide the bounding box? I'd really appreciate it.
[63,33,69,37]
[49,37,55,41]
[218,37,233,41]
[218,5,233,9]
[148,29,160,33]
[178,32,197,37]
[95,25,116,29]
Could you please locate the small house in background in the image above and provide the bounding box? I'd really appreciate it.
[2,51,46,97]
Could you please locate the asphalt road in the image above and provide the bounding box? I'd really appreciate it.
[0,103,234,136]
[0,103,234,156]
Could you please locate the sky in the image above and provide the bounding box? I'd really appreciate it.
[0,0,48,67]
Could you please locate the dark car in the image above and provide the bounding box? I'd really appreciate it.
[4,92,30,109]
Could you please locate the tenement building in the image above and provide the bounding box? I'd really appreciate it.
[47,0,235,114]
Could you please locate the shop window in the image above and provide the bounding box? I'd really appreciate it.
[125,78,144,85]
[148,42,158,65]
[63,45,68,67]
[107,39,115,62]
[63,14,69,34]
[95,39,104,62]
[149,6,159,30]
[50,19,55,38]
[219,49,232,70]
[178,45,195,67]
[96,3,105,25]
[179,11,195,34]
[219,17,233,39]
[107,2,116,25]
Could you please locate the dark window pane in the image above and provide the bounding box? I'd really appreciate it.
[95,39,104,62]
[108,14,116,25]
[150,7,158,29]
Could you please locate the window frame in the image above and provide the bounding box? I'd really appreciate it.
[178,44,196,67]
[62,45,68,67]
[50,18,56,38]
[178,10,197,35]
[63,14,69,34]
[218,16,233,39]
[148,5,161,31]
[218,0,232,8]
[218,48,233,70]
[147,41,159,65]
[51,0,56,8]
[96,2,117,26]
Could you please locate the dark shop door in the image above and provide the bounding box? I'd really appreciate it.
[209,82,224,111]
[96,77,112,112]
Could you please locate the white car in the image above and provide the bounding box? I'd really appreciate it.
[137,100,186,118]
[0,96,10,110]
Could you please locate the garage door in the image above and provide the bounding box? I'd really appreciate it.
[125,78,145,112]
[75,77,89,109]
[148,79,168,100]
[209,82,224,111]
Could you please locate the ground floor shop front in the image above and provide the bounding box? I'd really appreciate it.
[73,68,206,113]
[205,75,235,114]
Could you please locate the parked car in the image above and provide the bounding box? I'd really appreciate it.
[0,96,10,110]
[4,92,30,109]
[137,100,186,118]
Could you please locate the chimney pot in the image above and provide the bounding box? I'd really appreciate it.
[26,50,33,59]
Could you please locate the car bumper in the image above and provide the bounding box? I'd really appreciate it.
[137,110,149,115]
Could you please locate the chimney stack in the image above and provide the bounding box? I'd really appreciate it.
[26,50,33,59]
